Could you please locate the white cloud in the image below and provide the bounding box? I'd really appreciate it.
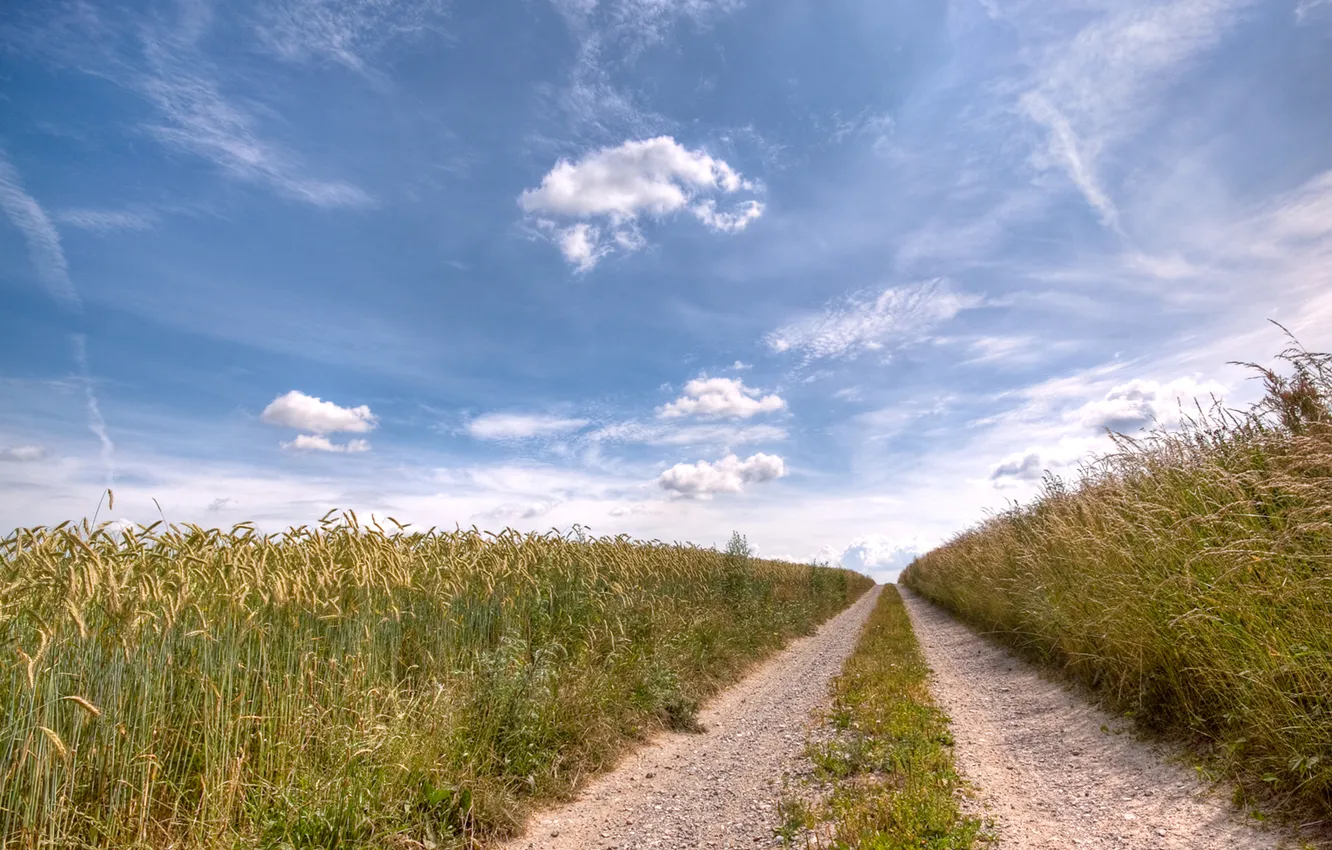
[261,390,378,434]
[766,280,980,363]
[555,223,609,271]
[657,377,786,419]
[988,452,1045,482]
[1297,0,1332,23]
[73,335,115,486]
[0,151,79,306]
[139,69,373,208]
[281,434,371,453]
[692,199,765,233]
[474,500,562,522]
[11,5,373,210]
[819,535,920,581]
[657,452,787,499]
[520,136,761,268]
[466,413,590,440]
[589,421,787,448]
[1074,377,1226,433]
[1018,0,1252,227]
[0,445,49,462]
[56,208,157,233]
[253,0,448,73]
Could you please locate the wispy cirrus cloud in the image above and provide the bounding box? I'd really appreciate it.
[1017,0,1253,228]
[0,151,79,307]
[56,208,158,233]
[252,0,449,73]
[466,413,590,441]
[589,420,787,449]
[8,2,373,210]
[766,280,980,364]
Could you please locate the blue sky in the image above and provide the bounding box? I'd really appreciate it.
[2,0,1331,580]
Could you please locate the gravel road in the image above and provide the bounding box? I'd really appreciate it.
[899,587,1312,850]
[504,586,882,850]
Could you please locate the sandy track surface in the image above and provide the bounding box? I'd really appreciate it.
[900,588,1310,850]
[505,586,882,850]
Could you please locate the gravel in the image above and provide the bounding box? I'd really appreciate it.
[899,587,1313,850]
[504,586,882,850]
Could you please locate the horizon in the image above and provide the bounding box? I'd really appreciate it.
[3,0,1331,583]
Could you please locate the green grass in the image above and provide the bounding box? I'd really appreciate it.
[902,343,1332,827]
[784,585,985,850]
[0,515,872,848]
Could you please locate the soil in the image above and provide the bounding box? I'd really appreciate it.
[899,587,1315,850]
[503,586,883,850]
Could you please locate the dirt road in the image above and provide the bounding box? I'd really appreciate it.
[504,586,882,850]
[899,587,1309,850]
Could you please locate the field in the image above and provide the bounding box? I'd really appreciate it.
[903,345,1332,824]
[0,517,871,848]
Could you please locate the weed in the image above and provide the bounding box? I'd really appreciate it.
[795,586,985,849]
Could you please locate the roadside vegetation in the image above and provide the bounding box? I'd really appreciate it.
[903,343,1332,826]
[0,515,871,848]
[779,585,985,849]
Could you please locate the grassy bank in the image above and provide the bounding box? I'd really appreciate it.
[0,515,871,848]
[780,585,984,849]
[902,345,1332,824]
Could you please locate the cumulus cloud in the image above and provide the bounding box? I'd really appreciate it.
[657,377,786,419]
[0,445,49,462]
[555,223,608,272]
[657,452,787,498]
[467,413,590,440]
[692,199,765,233]
[281,434,371,453]
[1075,377,1226,433]
[261,390,378,434]
[821,535,920,581]
[766,280,980,363]
[520,136,762,269]
[989,452,1045,481]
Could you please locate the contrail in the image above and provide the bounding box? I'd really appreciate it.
[73,336,116,487]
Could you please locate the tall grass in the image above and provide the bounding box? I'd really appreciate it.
[0,514,871,848]
[903,344,1332,825]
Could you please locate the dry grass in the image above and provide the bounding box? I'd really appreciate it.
[0,514,871,848]
[903,343,1332,827]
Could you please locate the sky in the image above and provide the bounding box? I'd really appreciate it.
[2,0,1331,582]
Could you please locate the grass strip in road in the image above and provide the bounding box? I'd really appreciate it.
[780,584,986,850]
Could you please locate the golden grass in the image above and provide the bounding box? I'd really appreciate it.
[0,514,871,848]
[903,344,1332,826]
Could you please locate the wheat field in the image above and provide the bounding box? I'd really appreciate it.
[0,514,871,848]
